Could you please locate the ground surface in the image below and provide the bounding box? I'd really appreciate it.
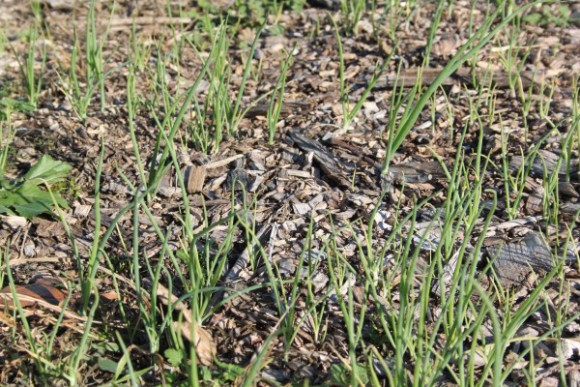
[0,0,579,385]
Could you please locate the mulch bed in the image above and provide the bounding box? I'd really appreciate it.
[0,0,579,384]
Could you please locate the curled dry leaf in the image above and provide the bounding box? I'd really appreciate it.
[0,276,66,308]
[100,290,119,301]
[152,281,216,365]
[172,319,216,366]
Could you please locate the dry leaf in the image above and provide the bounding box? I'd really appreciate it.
[100,290,119,301]
[153,282,216,365]
[0,276,66,308]
[173,320,216,366]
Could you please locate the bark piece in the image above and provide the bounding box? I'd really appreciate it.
[43,0,76,10]
[486,232,556,287]
[510,150,579,180]
[1,216,27,230]
[306,0,339,10]
[224,223,273,289]
[370,67,567,91]
[570,369,580,387]
[245,101,309,119]
[184,164,207,193]
[383,161,446,185]
[287,131,352,188]
[110,17,193,27]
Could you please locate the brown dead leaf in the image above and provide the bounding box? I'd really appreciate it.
[32,218,66,238]
[0,276,66,308]
[173,319,216,366]
[153,282,216,365]
[100,290,119,301]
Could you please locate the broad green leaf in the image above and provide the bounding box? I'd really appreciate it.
[23,154,72,184]
[523,13,543,25]
[0,205,14,215]
[0,154,71,218]
[98,357,119,373]
[329,363,369,386]
[18,183,68,208]
[164,348,184,367]
[0,190,18,204]
[11,201,49,219]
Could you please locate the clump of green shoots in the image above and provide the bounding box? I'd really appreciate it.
[58,0,114,121]
[340,0,367,35]
[0,92,16,172]
[267,47,295,144]
[183,22,265,152]
[381,0,547,173]
[561,77,580,176]
[331,15,389,132]
[145,48,211,196]
[15,0,46,108]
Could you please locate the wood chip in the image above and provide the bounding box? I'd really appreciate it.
[287,130,352,188]
[486,232,557,287]
[184,164,207,193]
[1,216,27,230]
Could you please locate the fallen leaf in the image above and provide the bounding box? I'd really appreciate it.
[152,282,216,365]
[173,319,216,366]
[0,276,66,308]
